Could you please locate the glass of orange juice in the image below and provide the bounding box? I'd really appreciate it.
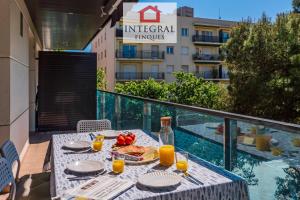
[112,154,125,174]
[175,151,188,173]
[159,145,175,167]
[92,135,104,151]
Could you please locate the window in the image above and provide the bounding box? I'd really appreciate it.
[101,36,103,43]
[181,47,189,55]
[222,32,230,42]
[104,32,106,40]
[20,12,23,37]
[181,65,189,72]
[202,31,213,36]
[101,52,103,59]
[166,65,174,73]
[98,38,100,46]
[181,28,189,36]
[166,46,174,54]
[104,50,106,58]
[151,65,159,73]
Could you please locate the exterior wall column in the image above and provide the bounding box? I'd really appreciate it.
[0,0,40,158]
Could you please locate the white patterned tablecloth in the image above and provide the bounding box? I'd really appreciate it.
[51,130,249,200]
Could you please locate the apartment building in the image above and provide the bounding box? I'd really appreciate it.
[91,6,237,91]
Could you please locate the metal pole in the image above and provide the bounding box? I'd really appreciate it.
[100,92,105,119]
[115,95,121,130]
[143,102,152,131]
[224,118,237,171]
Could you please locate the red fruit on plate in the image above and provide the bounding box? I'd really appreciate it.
[117,136,126,145]
[125,136,133,145]
[130,134,136,140]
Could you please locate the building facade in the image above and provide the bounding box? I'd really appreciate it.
[91,7,237,91]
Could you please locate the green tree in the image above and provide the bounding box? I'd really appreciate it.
[168,72,229,110]
[223,13,300,123]
[97,68,107,90]
[275,167,300,200]
[293,0,300,13]
[115,79,169,100]
[115,72,229,111]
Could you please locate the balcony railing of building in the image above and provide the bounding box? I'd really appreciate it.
[192,35,230,43]
[115,72,165,80]
[193,53,222,62]
[195,71,229,80]
[97,89,300,200]
[192,35,220,43]
[116,50,165,60]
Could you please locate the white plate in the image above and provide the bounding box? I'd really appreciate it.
[125,157,159,165]
[64,141,91,150]
[96,130,119,138]
[138,171,182,188]
[67,160,104,173]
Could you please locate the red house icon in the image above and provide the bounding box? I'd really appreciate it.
[138,5,161,23]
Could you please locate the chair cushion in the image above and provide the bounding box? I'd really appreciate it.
[16,172,50,200]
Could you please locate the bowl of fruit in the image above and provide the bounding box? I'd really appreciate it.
[113,132,136,148]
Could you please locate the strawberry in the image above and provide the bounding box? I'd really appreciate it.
[125,136,133,145]
[117,135,126,145]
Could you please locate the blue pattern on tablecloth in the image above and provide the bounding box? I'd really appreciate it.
[51,130,249,200]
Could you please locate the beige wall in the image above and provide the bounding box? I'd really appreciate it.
[91,20,116,91]
[94,16,231,87]
[0,0,41,156]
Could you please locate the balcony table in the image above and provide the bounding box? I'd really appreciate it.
[50,129,249,200]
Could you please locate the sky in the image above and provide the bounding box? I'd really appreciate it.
[140,0,293,21]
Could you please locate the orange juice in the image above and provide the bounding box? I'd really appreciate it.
[112,160,125,173]
[92,141,103,151]
[176,160,188,172]
[159,145,175,167]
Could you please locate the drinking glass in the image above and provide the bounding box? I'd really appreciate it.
[92,135,104,151]
[175,151,188,173]
[112,154,125,174]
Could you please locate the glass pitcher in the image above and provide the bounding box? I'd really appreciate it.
[158,117,175,166]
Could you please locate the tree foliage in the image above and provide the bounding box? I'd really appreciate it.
[97,68,107,90]
[115,72,229,110]
[115,79,169,100]
[168,72,229,110]
[223,13,300,123]
[293,0,300,13]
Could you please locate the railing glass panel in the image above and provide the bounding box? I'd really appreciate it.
[97,90,300,200]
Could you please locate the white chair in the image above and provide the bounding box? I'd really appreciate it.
[77,119,112,133]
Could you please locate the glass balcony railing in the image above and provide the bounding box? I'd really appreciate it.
[97,90,300,200]
[116,50,165,60]
[115,72,165,80]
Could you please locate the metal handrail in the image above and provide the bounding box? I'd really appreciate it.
[116,50,165,59]
[115,72,165,80]
[192,35,220,43]
[193,53,222,61]
[97,89,300,133]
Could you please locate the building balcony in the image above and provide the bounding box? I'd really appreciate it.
[96,89,300,200]
[116,50,165,60]
[192,35,221,45]
[193,53,223,63]
[115,72,165,80]
[195,71,229,80]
